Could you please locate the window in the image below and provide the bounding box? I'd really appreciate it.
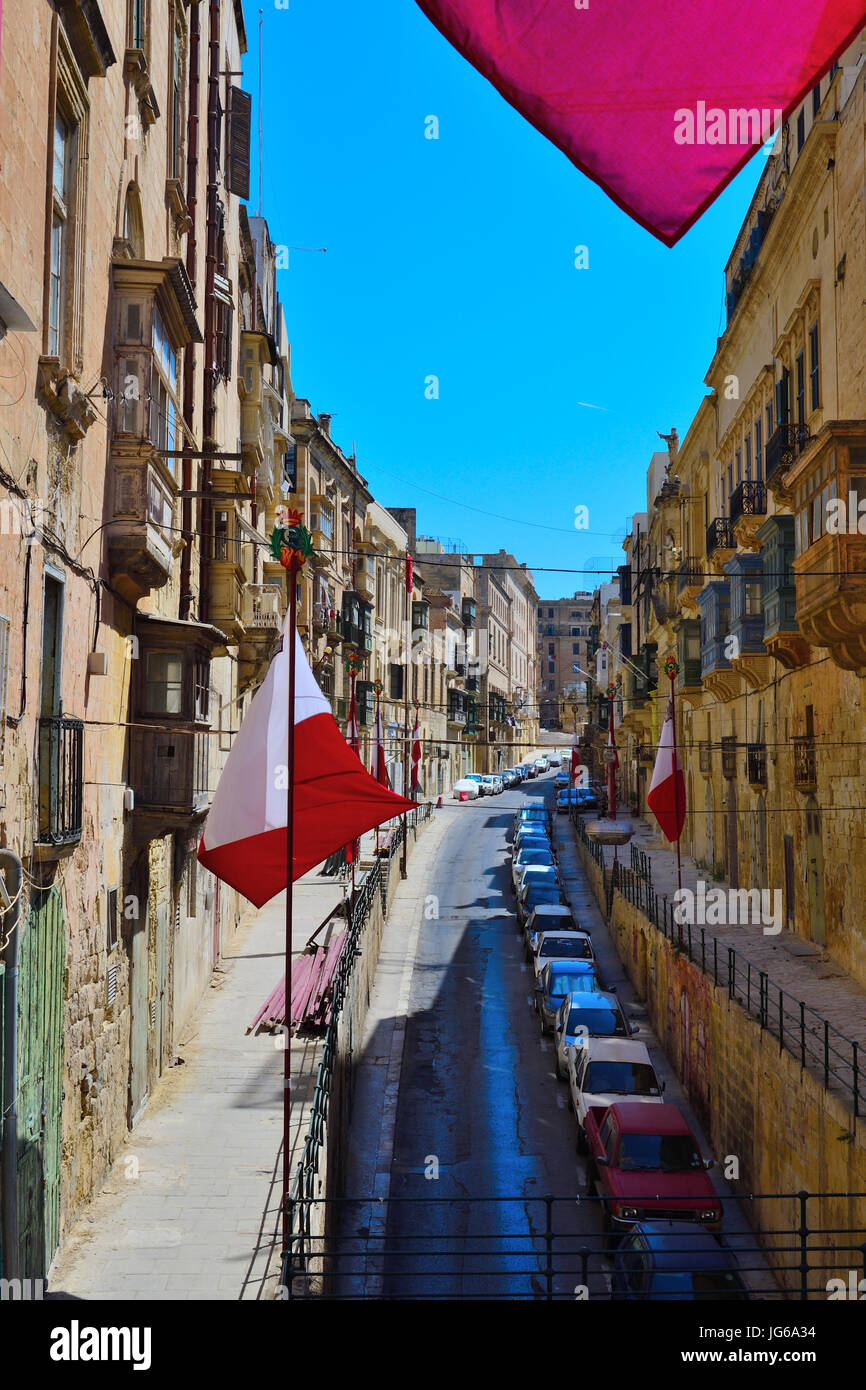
[766,400,774,441]
[755,418,762,482]
[106,887,119,952]
[745,436,751,481]
[319,501,334,540]
[149,305,180,460]
[547,608,553,618]
[171,24,183,179]
[49,113,72,356]
[187,856,198,916]
[796,108,805,152]
[727,460,733,501]
[548,680,555,692]
[776,368,790,426]
[735,449,741,484]
[796,350,805,425]
[809,322,820,411]
[144,650,183,714]
[744,581,762,616]
[572,643,579,655]
[812,82,821,117]
[548,642,554,656]
[193,656,209,720]
[132,0,144,48]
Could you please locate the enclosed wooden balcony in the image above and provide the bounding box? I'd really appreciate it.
[788,423,866,671]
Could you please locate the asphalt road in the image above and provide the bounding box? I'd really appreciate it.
[382,771,614,1300]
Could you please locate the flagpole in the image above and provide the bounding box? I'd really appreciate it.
[400,553,410,880]
[667,662,683,906]
[281,538,303,1264]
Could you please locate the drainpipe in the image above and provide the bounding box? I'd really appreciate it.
[199,0,221,623]
[180,1,201,621]
[1,850,23,1281]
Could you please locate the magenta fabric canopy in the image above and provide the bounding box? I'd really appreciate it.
[415,0,866,243]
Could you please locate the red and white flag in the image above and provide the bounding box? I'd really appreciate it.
[411,716,422,794]
[198,622,414,906]
[646,696,686,843]
[346,687,360,757]
[372,703,390,787]
[570,722,581,788]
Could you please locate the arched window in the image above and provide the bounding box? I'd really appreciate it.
[122,183,145,258]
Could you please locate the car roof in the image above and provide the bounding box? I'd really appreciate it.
[536,930,589,943]
[579,1037,652,1064]
[529,904,574,917]
[607,1102,692,1134]
[629,1224,738,1269]
[565,989,620,1008]
[546,959,594,976]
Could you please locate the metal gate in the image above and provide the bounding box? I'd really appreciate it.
[17,888,65,1279]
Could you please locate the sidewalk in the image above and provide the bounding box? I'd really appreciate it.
[609,816,866,1055]
[50,863,352,1301]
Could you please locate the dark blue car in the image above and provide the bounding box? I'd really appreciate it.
[534,960,599,1033]
[611,1222,748,1300]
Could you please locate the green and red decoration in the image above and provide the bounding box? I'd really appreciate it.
[663,655,679,681]
[270,508,313,571]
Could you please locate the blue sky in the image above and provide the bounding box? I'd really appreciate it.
[248,0,769,599]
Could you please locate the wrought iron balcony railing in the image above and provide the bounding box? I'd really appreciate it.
[38,715,84,846]
[706,517,735,556]
[765,423,811,486]
[747,742,767,787]
[793,735,817,790]
[729,480,768,527]
[721,735,737,780]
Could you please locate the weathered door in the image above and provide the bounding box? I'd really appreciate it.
[784,834,796,929]
[726,784,739,888]
[128,911,148,1126]
[155,904,168,1076]
[17,888,65,1278]
[805,800,827,946]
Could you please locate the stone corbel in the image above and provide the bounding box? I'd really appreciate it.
[37,357,99,439]
[165,178,193,236]
[124,48,160,126]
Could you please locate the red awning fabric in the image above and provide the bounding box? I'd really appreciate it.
[248,930,347,1035]
[415,0,866,244]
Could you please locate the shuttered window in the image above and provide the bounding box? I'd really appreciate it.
[226,86,251,199]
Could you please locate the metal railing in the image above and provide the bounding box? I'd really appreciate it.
[285,1191,866,1300]
[747,742,767,787]
[676,556,702,594]
[793,735,817,790]
[729,480,768,526]
[629,843,653,884]
[37,714,83,846]
[706,516,735,556]
[765,423,811,486]
[571,811,864,1118]
[285,802,433,1284]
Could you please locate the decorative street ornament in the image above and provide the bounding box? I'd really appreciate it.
[270,508,313,571]
[585,818,634,846]
[606,682,616,699]
[663,655,680,680]
[345,650,363,677]
[373,679,384,696]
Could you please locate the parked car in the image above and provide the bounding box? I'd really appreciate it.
[534,961,600,1032]
[481,774,504,795]
[554,772,570,792]
[531,930,595,977]
[584,1103,721,1235]
[516,862,560,901]
[514,822,553,852]
[523,763,537,779]
[501,769,518,787]
[512,765,528,781]
[452,777,480,799]
[518,881,569,926]
[512,848,556,893]
[566,1037,664,1138]
[534,758,549,773]
[464,773,486,795]
[552,986,633,1061]
[514,806,551,833]
[556,788,582,814]
[524,903,581,950]
[611,1222,748,1301]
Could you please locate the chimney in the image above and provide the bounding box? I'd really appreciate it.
[319,412,331,437]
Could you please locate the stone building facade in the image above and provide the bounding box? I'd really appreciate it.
[537,591,593,728]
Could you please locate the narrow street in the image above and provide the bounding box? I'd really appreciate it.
[336,768,771,1301]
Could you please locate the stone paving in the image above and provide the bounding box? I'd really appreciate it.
[596,815,866,1077]
[49,861,354,1301]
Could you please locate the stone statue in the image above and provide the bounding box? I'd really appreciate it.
[657,427,679,472]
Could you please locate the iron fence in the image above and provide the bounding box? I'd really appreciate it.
[285,803,433,1285]
[571,811,864,1118]
[285,1191,866,1301]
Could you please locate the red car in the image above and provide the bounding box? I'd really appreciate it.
[584,1102,721,1235]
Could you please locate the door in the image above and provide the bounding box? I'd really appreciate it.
[726,784,739,888]
[155,903,168,1075]
[805,801,826,945]
[704,782,714,867]
[128,909,148,1126]
[784,834,795,929]
[17,888,65,1278]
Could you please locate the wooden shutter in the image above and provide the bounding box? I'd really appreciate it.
[227,86,251,199]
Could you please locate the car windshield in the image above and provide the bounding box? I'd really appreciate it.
[651,1271,746,1300]
[549,971,597,995]
[616,1134,704,1172]
[518,850,554,865]
[585,1061,660,1095]
[539,937,591,958]
[533,916,576,933]
[526,891,564,909]
[566,1006,626,1035]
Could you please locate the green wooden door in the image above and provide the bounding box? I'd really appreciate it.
[17,888,65,1278]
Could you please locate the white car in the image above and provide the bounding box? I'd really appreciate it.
[530,930,595,980]
[464,773,486,795]
[512,852,556,894]
[452,778,480,799]
[565,1036,664,1142]
[534,758,548,773]
[481,774,503,795]
[524,903,579,951]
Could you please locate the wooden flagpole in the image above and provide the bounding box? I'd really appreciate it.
[282,553,299,1260]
